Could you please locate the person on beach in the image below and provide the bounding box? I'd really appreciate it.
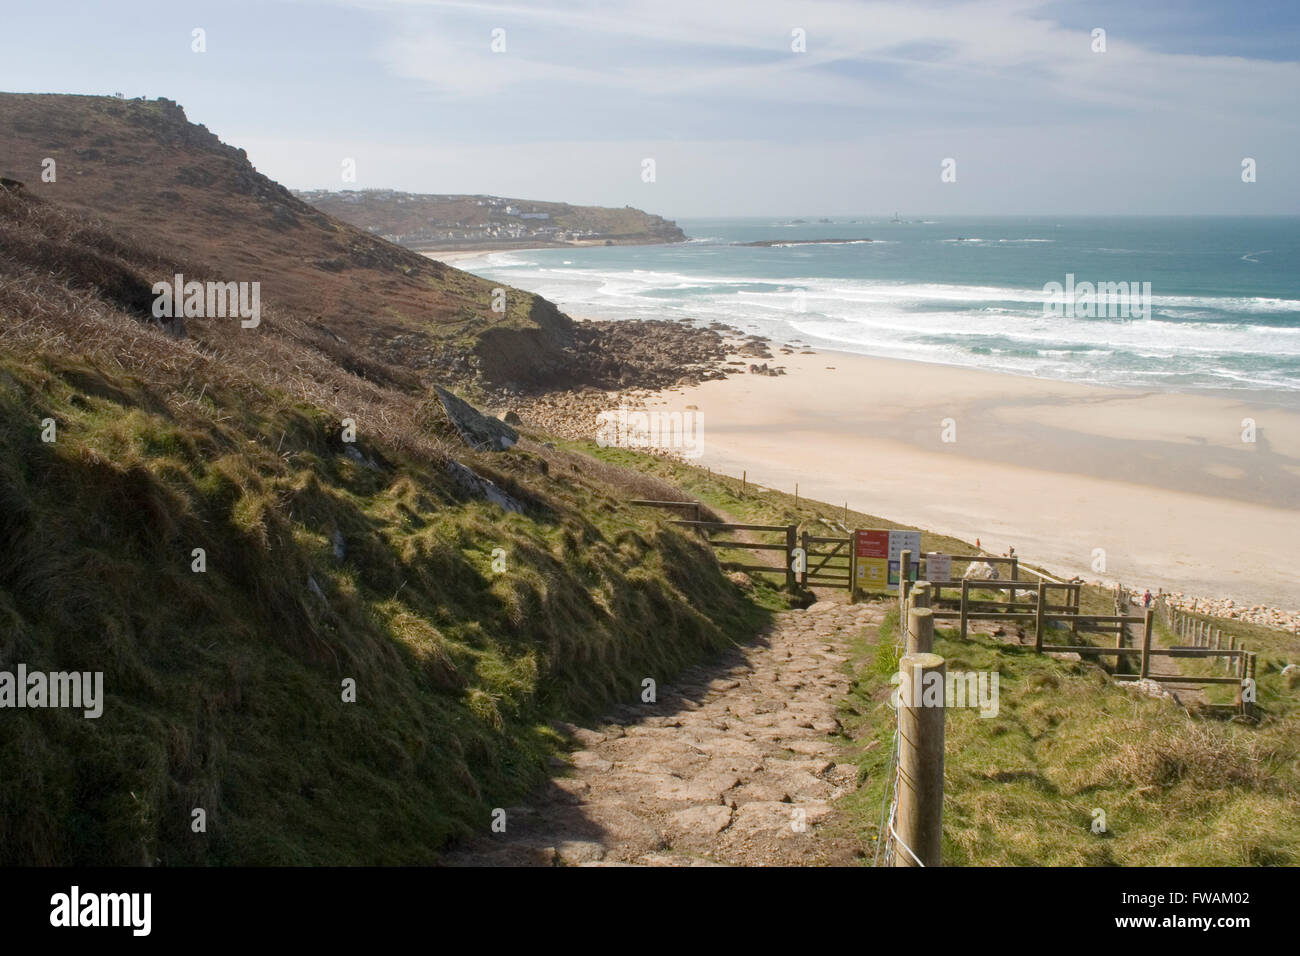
[976,537,981,552]
[1143,589,1153,608]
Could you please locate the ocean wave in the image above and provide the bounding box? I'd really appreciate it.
[451,250,1300,395]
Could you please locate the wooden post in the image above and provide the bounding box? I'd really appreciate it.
[742,470,747,494]
[1141,609,1153,673]
[906,607,935,655]
[1235,646,1246,712]
[1009,557,1019,605]
[912,581,931,610]
[794,483,799,508]
[894,652,945,868]
[899,549,913,623]
[1071,584,1079,637]
[1228,635,1237,673]
[785,524,797,593]
[1246,653,1257,719]
[1034,581,1046,653]
[848,529,858,605]
[799,530,809,588]
[1139,611,1153,678]
[959,579,970,640]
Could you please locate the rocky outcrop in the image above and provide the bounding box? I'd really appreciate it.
[434,385,519,451]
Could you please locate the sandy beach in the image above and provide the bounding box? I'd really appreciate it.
[643,349,1300,609]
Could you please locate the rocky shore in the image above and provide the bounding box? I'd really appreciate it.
[1158,593,1300,634]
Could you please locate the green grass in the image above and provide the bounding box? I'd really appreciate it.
[0,356,770,864]
[834,613,1300,865]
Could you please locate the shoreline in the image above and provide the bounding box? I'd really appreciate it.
[664,346,1300,609]
[512,339,1300,613]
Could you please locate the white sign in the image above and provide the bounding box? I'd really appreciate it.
[926,552,951,583]
[886,531,922,591]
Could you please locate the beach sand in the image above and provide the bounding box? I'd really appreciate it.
[647,349,1300,608]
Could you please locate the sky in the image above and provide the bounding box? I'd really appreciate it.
[3,0,1299,217]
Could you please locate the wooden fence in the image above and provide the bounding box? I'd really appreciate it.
[669,518,798,592]
[883,555,1264,867]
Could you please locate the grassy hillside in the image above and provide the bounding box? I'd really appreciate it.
[0,143,771,864]
[0,92,583,391]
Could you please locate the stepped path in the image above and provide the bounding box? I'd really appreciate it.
[445,598,887,866]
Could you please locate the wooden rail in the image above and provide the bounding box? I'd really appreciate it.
[670,519,797,592]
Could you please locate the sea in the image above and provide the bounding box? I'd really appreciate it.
[441,216,1300,400]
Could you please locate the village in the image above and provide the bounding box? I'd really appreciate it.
[292,189,611,246]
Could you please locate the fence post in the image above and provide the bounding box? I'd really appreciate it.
[785,524,797,593]
[899,549,913,624]
[849,532,858,606]
[1140,611,1153,678]
[1246,653,1257,719]
[906,607,935,655]
[1034,581,1046,653]
[800,530,809,588]
[1071,584,1080,637]
[894,652,945,867]
[912,581,931,610]
[1235,647,1246,712]
[959,579,970,640]
[1010,557,1019,605]
[1141,609,1153,674]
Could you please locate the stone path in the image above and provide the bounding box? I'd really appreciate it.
[445,599,886,866]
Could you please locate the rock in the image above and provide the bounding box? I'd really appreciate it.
[963,561,999,581]
[445,459,524,513]
[667,805,733,841]
[570,751,613,773]
[434,385,518,451]
[502,410,522,425]
[555,841,606,865]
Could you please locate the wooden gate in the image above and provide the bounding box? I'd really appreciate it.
[801,531,852,590]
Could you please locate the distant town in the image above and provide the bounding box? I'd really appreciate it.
[293,189,686,251]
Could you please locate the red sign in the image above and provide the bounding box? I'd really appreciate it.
[855,530,889,559]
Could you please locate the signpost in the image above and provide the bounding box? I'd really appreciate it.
[887,531,922,592]
[925,552,951,583]
[854,530,889,591]
[853,529,921,594]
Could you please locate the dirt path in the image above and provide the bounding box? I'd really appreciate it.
[445,599,885,866]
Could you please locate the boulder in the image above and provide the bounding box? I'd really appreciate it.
[434,385,518,451]
[963,561,999,581]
